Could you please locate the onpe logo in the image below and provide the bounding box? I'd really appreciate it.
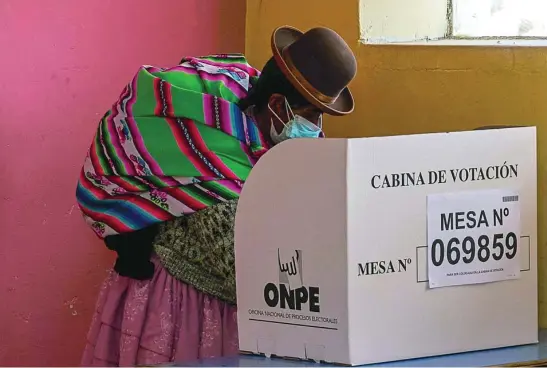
[263,249,320,313]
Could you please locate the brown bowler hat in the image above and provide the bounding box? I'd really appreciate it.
[271,26,357,116]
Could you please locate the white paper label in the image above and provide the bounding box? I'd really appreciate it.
[427,188,521,288]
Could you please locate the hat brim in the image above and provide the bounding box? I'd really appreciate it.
[271,26,354,116]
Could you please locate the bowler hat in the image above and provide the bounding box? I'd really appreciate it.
[271,26,357,116]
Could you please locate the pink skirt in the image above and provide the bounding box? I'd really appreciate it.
[81,256,239,366]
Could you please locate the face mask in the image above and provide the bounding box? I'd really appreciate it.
[268,99,322,144]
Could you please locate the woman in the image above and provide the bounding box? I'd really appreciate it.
[77,25,357,366]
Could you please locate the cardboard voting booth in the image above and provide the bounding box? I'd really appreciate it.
[234,127,538,366]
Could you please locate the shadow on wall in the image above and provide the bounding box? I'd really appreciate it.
[0,0,245,365]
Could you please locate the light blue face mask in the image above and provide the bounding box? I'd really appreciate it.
[268,99,322,144]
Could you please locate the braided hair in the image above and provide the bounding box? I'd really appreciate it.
[239,57,309,112]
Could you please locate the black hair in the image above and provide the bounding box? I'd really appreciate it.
[239,57,310,112]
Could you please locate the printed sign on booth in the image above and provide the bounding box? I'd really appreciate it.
[427,188,521,288]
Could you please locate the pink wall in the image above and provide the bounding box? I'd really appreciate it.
[0,0,246,365]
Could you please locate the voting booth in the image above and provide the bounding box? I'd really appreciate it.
[234,127,538,366]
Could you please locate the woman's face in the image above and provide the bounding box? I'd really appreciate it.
[267,94,323,134]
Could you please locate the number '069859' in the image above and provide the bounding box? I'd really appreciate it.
[430,233,518,267]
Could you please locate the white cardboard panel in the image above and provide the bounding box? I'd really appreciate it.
[235,138,351,363]
[235,128,538,366]
[346,128,537,364]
